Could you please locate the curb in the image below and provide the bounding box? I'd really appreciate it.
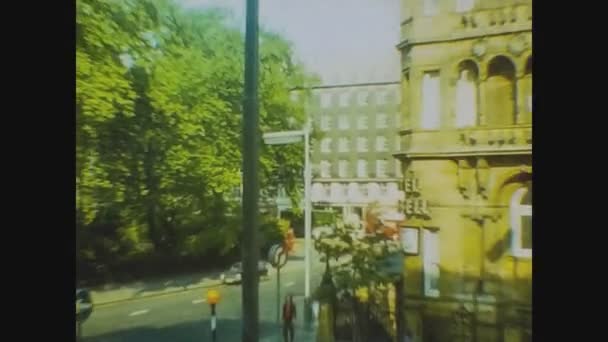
[93,280,224,308]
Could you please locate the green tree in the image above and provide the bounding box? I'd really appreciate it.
[76,0,319,282]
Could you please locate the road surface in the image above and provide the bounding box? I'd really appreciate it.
[82,247,324,342]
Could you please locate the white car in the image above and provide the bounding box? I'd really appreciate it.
[220,261,270,284]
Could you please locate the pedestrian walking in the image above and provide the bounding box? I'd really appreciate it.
[282,294,296,342]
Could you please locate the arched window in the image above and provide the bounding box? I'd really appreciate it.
[522,55,532,123]
[455,60,479,128]
[486,56,517,126]
[510,185,532,258]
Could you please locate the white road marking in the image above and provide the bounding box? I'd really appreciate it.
[192,299,206,305]
[285,282,295,287]
[129,309,150,317]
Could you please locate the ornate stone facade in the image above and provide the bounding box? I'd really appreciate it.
[393,1,532,341]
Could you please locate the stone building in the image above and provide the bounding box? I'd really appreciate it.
[393,0,532,341]
[305,81,404,222]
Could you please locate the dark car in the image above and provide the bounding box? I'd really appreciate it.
[76,289,94,339]
[220,261,269,284]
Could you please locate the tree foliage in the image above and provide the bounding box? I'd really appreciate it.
[76,0,319,283]
[313,208,402,295]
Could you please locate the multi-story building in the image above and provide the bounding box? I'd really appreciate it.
[305,81,404,222]
[393,1,532,341]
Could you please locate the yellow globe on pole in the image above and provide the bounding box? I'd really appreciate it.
[207,289,221,305]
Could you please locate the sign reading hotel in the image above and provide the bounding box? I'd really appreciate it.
[403,172,430,218]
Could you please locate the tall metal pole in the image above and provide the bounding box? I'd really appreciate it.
[242,0,259,341]
[304,120,312,299]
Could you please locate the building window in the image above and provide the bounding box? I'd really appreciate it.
[357,137,368,152]
[421,71,441,129]
[486,56,517,126]
[357,160,367,178]
[511,186,532,258]
[338,138,350,152]
[455,61,479,128]
[375,136,387,152]
[348,183,361,201]
[320,160,331,178]
[338,115,350,130]
[358,91,368,106]
[423,229,440,297]
[321,93,332,108]
[376,160,387,178]
[320,116,332,131]
[523,56,532,123]
[395,160,402,177]
[376,91,387,105]
[455,0,474,13]
[339,92,350,107]
[424,0,439,16]
[330,183,344,201]
[376,113,388,128]
[311,183,325,202]
[338,160,349,177]
[367,183,380,201]
[321,138,332,153]
[357,115,368,130]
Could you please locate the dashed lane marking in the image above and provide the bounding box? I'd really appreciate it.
[129,309,150,317]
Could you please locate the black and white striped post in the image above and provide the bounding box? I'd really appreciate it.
[207,289,221,342]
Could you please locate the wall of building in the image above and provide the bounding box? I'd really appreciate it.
[394,1,532,341]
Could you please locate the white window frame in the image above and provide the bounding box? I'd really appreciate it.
[376,160,387,178]
[339,92,350,107]
[338,160,348,178]
[320,160,331,178]
[423,0,439,16]
[320,116,332,131]
[510,187,532,258]
[358,91,368,106]
[395,160,402,177]
[421,71,441,130]
[338,115,350,130]
[321,138,332,153]
[357,160,367,178]
[338,138,350,152]
[455,0,475,13]
[376,91,387,105]
[375,136,387,152]
[423,229,440,298]
[376,113,388,129]
[357,115,368,130]
[357,137,368,152]
[321,93,332,108]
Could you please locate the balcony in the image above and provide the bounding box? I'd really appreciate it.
[398,2,531,48]
[395,125,532,158]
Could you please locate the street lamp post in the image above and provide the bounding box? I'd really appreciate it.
[263,121,313,301]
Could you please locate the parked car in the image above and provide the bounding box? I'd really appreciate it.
[220,261,269,285]
[76,288,93,340]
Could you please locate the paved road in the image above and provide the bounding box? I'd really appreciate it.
[82,248,324,342]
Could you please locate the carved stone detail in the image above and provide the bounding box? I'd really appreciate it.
[457,159,475,200]
[476,158,490,200]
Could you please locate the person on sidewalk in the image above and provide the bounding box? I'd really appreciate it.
[282,294,297,342]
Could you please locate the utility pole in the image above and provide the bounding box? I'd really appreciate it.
[242,0,260,341]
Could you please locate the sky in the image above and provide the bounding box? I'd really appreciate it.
[178,0,401,85]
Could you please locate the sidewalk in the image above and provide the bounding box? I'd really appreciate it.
[260,296,318,342]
